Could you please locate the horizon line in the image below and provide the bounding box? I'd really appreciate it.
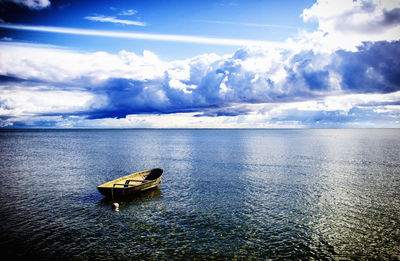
[1,127,399,131]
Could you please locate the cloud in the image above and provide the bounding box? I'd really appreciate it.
[84,15,147,26]
[2,0,50,10]
[118,9,138,16]
[109,7,138,16]
[0,42,167,84]
[333,41,400,93]
[301,0,400,49]
[0,23,284,47]
[0,37,399,128]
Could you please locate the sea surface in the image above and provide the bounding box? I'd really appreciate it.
[0,129,399,260]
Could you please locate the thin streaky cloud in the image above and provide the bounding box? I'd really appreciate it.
[0,23,287,47]
[119,9,138,16]
[197,19,299,29]
[85,15,147,26]
[109,7,138,16]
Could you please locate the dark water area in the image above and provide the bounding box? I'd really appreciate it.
[0,129,399,260]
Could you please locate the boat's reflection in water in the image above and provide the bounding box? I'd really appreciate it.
[98,187,162,206]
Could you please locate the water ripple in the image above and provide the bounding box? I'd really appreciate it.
[0,129,399,259]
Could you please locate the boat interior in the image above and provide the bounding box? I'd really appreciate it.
[98,168,163,188]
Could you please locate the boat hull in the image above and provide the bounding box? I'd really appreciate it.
[97,168,163,198]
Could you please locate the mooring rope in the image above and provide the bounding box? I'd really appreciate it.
[111,184,115,203]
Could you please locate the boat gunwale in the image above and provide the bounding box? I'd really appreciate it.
[97,169,151,188]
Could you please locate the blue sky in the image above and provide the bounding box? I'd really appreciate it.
[0,0,317,59]
[0,0,399,128]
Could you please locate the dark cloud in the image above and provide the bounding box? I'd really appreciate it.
[303,70,330,91]
[383,8,400,26]
[285,51,332,94]
[333,41,400,93]
[0,75,26,83]
[194,106,252,117]
[66,41,400,120]
[1,39,399,129]
[85,78,167,119]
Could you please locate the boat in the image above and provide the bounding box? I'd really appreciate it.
[97,168,163,198]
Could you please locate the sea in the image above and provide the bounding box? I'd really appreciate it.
[0,129,399,260]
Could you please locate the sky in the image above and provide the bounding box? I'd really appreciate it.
[0,0,399,128]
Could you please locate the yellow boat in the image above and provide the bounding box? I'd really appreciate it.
[97,168,163,198]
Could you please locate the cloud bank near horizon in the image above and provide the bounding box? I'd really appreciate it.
[0,0,399,128]
[1,39,399,128]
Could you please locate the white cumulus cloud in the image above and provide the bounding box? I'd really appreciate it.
[1,38,399,128]
[301,0,400,50]
[0,42,167,83]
